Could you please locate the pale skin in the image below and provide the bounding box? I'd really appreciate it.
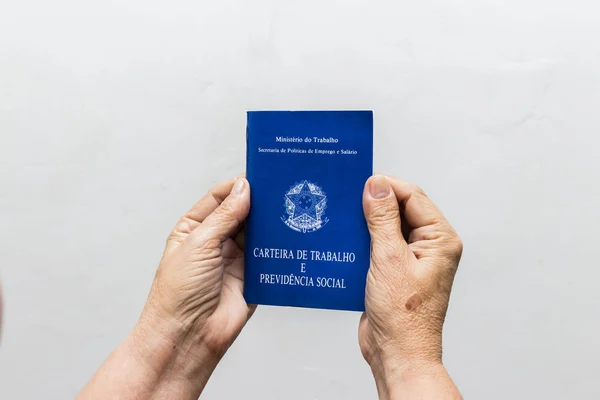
[77,174,463,400]
[360,175,463,399]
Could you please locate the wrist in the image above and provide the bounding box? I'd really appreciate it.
[126,309,222,398]
[369,351,460,400]
[77,308,222,400]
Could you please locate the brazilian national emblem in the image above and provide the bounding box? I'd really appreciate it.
[282,180,328,233]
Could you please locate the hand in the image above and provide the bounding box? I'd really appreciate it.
[79,177,254,400]
[360,175,463,399]
[140,176,255,359]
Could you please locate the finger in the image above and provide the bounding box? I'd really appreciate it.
[222,237,243,262]
[363,175,409,275]
[387,176,462,262]
[166,176,242,251]
[386,177,449,231]
[185,177,241,223]
[191,178,251,244]
[234,225,245,250]
[221,240,257,320]
[247,304,258,320]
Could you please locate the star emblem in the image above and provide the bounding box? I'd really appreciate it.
[286,181,326,220]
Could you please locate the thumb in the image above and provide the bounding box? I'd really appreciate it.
[363,175,408,273]
[194,178,250,243]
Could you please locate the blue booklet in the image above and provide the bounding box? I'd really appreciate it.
[244,111,373,311]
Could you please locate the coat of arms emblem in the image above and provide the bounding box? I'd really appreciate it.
[282,180,328,233]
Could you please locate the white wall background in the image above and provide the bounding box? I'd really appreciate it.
[1,0,599,398]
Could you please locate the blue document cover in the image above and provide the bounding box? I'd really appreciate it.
[244,111,373,311]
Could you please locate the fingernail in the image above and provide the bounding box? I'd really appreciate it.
[231,178,245,196]
[369,175,391,199]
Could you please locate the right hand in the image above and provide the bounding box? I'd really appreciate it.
[360,175,463,399]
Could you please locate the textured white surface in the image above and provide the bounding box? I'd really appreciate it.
[1,1,600,399]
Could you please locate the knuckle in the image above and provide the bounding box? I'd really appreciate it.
[166,230,180,245]
[175,217,196,235]
[446,228,463,252]
[440,235,463,264]
[414,185,427,197]
[400,183,429,209]
[189,231,221,252]
[383,248,405,267]
[215,200,236,221]
[406,182,427,197]
[193,238,222,260]
[452,236,464,258]
[372,241,405,268]
[208,187,225,204]
[429,216,445,228]
[166,217,195,244]
[368,202,399,226]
